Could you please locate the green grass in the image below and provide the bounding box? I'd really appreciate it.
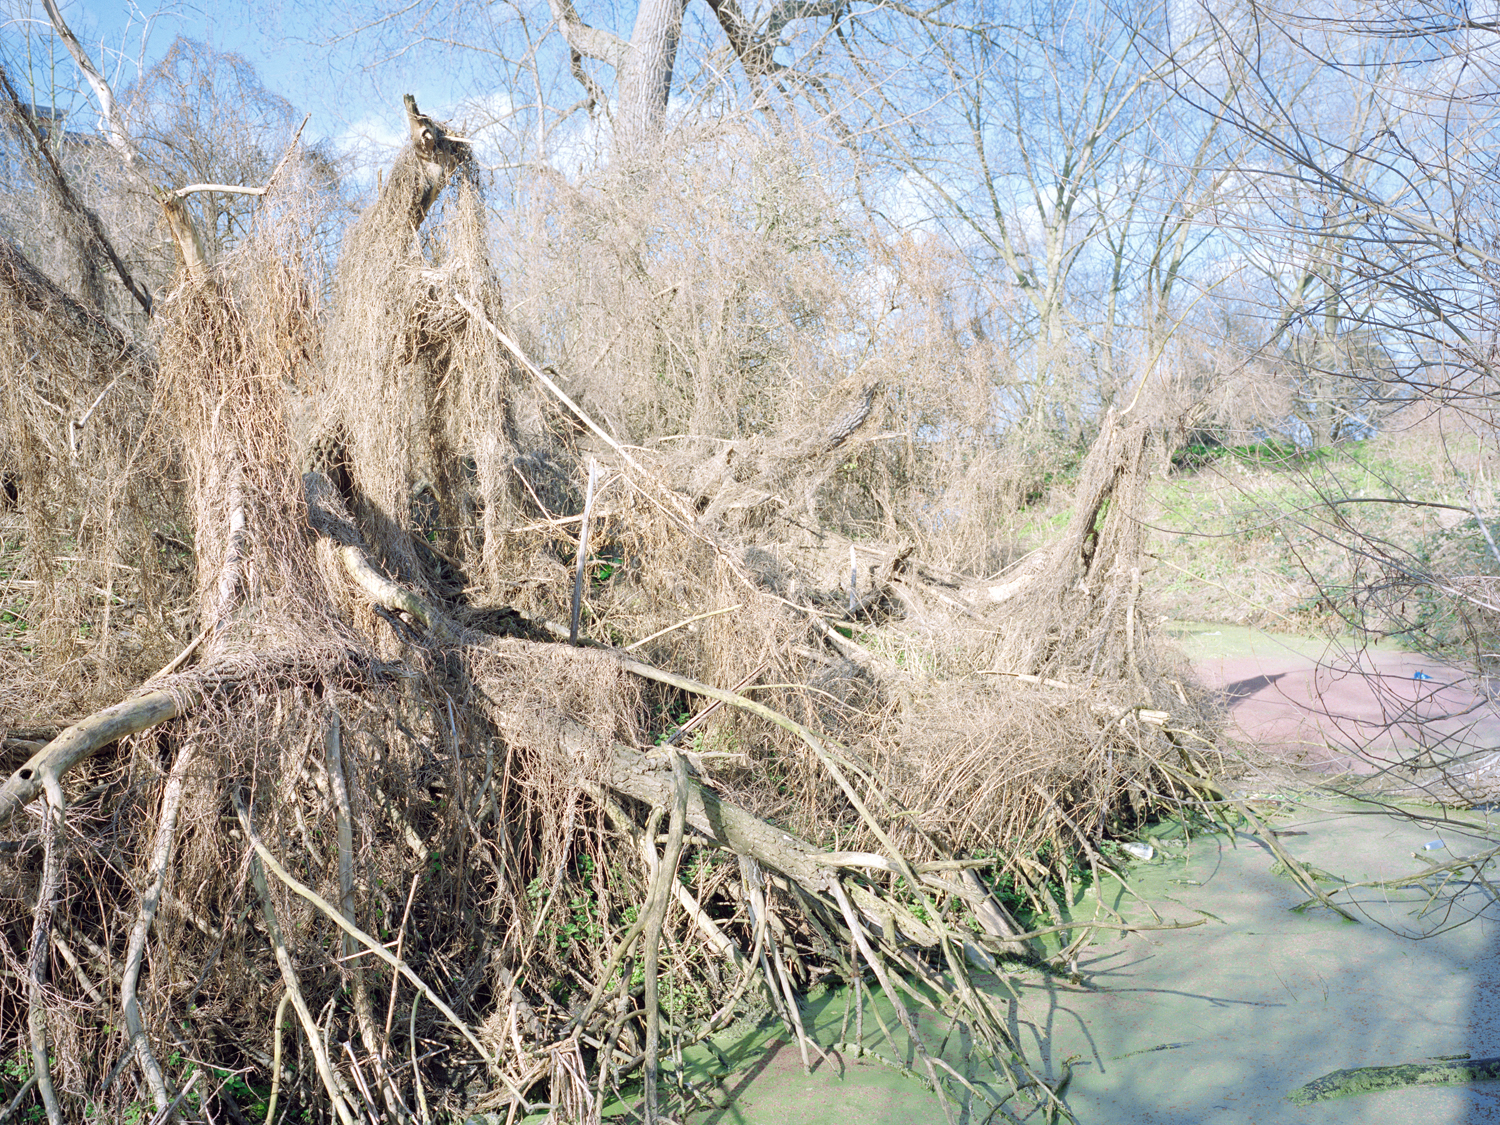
[1145,428,1500,638]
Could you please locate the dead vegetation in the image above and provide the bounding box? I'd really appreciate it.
[0,95,1226,1125]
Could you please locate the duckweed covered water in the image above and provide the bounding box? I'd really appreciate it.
[548,801,1500,1124]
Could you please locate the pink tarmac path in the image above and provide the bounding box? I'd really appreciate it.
[1179,625,1500,792]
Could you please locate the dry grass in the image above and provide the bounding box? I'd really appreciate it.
[0,236,184,718]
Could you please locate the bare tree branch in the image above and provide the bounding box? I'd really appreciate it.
[0,64,154,315]
[545,0,628,69]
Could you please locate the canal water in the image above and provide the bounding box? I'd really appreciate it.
[658,802,1500,1124]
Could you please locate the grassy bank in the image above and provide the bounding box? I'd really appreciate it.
[1136,422,1500,651]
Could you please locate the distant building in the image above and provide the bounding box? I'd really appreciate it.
[1,100,99,194]
[17,102,66,142]
[4,100,97,156]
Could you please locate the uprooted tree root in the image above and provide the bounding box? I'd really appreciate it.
[2,109,1225,1125]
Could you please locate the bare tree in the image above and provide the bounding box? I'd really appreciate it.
[1163,15,1419,447]
[1164,2,1500,419]
[119,37,347,265]
[323,0,907,168]
[1155,1,1500,788]
[874,0,1242,444]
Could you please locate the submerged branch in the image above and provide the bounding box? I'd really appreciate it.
[1289,1056,1500,1105]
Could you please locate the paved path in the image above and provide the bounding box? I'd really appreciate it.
[1176,624,1500,792]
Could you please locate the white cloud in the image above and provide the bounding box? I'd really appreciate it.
[332,109,409,189]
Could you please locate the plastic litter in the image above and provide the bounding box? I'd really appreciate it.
[1423,840,1445,850]
[1121,841,1155,861]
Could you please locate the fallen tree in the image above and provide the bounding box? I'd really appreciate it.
[0,82,1223,1125]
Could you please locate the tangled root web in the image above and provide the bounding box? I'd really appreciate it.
[0,110,1227,1125]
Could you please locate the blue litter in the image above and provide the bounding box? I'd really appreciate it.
[1414,670,1434,681]
[1423,840,1445,850]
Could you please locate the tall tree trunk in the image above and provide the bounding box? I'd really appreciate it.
[615,0,686,160]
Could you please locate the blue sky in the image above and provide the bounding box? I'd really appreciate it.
[7,0,496,167]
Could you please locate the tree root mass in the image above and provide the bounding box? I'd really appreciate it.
[0,97,1224,1125]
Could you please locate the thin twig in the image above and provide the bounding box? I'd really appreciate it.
[410,995,429,1124]
[26,781,64,1125]
[664,661,768,747]
[145,1068,200,1125]
[571,459,600,645]
[327,710,398,1116]
[246,821,357,1125]
[342,1040,382,1123]
[232,789,532,1109]
[641,748,688,1125]
[453,294,648,477]
[768,932,816,1074]
[830,879,951,1124]
[50,934,104,1008]
[384,871,422,1041]
[148,626,210,680]
[625,604,743,651]
[0,1074,38,1124]
[264,991,290,1125]
[1234,799,1359,923]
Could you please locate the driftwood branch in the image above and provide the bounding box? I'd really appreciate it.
[169,116,309,202]
[333,538,461,642]
[262,992,291,1125]
[598,738,835,890]
[38,0,136,176]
